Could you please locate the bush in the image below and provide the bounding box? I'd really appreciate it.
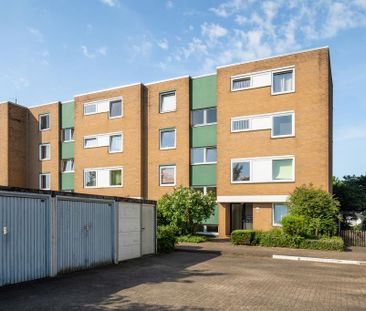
[260,229,304,248]
[157,225,176,253]
[299,236,344,251]
[231,230,256,245]
[176,235,207,243]
[281,215,306,237]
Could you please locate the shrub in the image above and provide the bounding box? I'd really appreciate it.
[259,230,304,248]
[157,225,176,253]
[299,236,344,251]
[287,184,340,237]
[176,235,207,243]
[281,215,306,237]
[231,230,256,245]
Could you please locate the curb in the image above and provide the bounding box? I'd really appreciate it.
[273,254,366,266]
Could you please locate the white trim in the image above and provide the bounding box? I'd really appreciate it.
[39,173,51,190]
[271,68,296,95]
[62,128,75,143]
[39,143,51,161]
[84,166,123,188]
[191,72,216,79]
[231,155,295,184]
[191,147,217,165]
[109,133,123,153]
[38,113,50,131]
[217,46,329,69]
[61,159,75,173]
[145,75,189,86]
[83,96,123,116]
[217,195,289,203]
[159,128,176,150]
[191,107,217,127]
[159,165,176,187]
[108,98,123,119]
[75,83,140,98]
[61,100,74,104]
[83,131,123,152]
[159,90,177,113]
[271,112,295,138]
[28,101,59,109]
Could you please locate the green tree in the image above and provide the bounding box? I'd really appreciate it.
[157,186,216,235]
[333,175,366,221]
[287,184,340,237]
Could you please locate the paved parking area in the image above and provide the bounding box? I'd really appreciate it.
[1,243,366,310]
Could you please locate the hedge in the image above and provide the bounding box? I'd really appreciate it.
[157,225,176,253]
[231,229,344,251]
[176,235,207,243]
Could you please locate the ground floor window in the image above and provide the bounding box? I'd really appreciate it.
[273,203,288,226]
[39,173,50,190]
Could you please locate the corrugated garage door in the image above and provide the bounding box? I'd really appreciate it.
[57,196,115,273]
[0,193,51,286]
[118,202,141,261]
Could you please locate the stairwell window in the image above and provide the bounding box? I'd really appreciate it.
[61,159,74,173]
[160,128,176,150]
[39,113,50,131]
[39,144,50,161]
[160,165,176,186]
[191,147,217,165]
[62,128,74,142]
[191,108,217,127]
[160,91,176,113]
[39,173,50,190]
[272,69,294,94]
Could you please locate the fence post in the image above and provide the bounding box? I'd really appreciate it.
[50,195,58,277]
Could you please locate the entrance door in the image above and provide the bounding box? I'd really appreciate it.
[231,203,243,231]
[243,203,253,230]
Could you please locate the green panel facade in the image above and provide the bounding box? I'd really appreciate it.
[61,173,74,190]
[61,101,74,129]
[191,164,216,186]
[191,75,217,110]
[191,124,217,147]
[203,205,219,225]
[61,142,74,159]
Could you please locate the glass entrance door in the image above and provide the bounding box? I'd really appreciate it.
[231,203,253,232]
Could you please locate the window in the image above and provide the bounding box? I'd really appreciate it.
[192,186,217,197]
[231,118,250,132]
[272,114,293,137]
[160,165,176,186]
[191,147,217,164]
[62,128,74,142]
[110,169,122,186]
[39,173,50,190]
[109,134,122,153]
[39,144,50,160]
[109,100,122,118]
[84,137,97,148]
[272,159,294,181]
[232,77,251,90]
[273,203,288,226]
[272,70,294,94]
[191,108,217,126]
[84,103,97,115]
[160,91,176,113]
[231,161,250,182]
[84,171,96,187]
[61,159,74,172]
[39,113,50,131]
[160,128,176,149]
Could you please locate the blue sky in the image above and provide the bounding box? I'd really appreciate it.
[0,0,365,177]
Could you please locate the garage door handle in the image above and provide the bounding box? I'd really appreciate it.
[3,226,8,235]
[141,227,145,230]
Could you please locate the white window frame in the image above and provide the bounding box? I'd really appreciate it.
[191,147,217,165]
[159,128,176,150]
[84,166,123,188]
[84,103,97,115]
[230,155,295,184]
[108,99,123,119]
[272,203,289,226]
[39,173,50,190]
[39,143,50,161]
[84,137,98,148]
[61,159,74,173]
[271,68,295,95]
[231,76,252,91]
[231,117,252,132]
[159,165,176,187]
[159,91,176,114]
[192,186,217,196]
[271,112,295,138]
[109,134,123,153]
[62,128,74,142]
[39,113,50,131]
[191,108,217,127]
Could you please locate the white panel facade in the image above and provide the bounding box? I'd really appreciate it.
[252,72,271,88]
[251,116,272,130]
[251,158,272,182]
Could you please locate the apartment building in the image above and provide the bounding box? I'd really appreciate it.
[0,47,332,237]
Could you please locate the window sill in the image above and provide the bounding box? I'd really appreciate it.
[160,147,176,151]
[63,140,75,143]
[192,122,217,128]
[271,134,295,139]
[39,128,50,132]
[271,90,295,96]
[109,150,123,154]
[62,171,74,174]
[159,109,177,114]
[159,183,176,187]
[191,162,217,166]
[231,179,295,184]
[109,115,123,119]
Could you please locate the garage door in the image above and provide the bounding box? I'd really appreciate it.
[142,204,156,255]
[118,202,141,261]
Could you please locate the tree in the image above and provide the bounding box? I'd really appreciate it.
[157,186,216,235]
[333,175,366,220]
[287,184,340,237]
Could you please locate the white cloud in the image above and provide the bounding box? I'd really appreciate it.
[81,46,95,59]
[81,46,108,58]
[166,1,174,9]
[29,27,44,43]
[235,15,247,25]
[100,0,119,7]
[97,46,108,56]
[132,40,153,56]
[201,23,228,41]
[157,39,169,50]
[209,0,248,17]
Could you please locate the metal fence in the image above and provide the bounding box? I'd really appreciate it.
[340,230,366,247]
[0,186,156,287]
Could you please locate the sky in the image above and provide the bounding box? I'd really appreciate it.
[0,0,365,178]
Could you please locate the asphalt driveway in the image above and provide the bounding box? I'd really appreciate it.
[1,243,366,310]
